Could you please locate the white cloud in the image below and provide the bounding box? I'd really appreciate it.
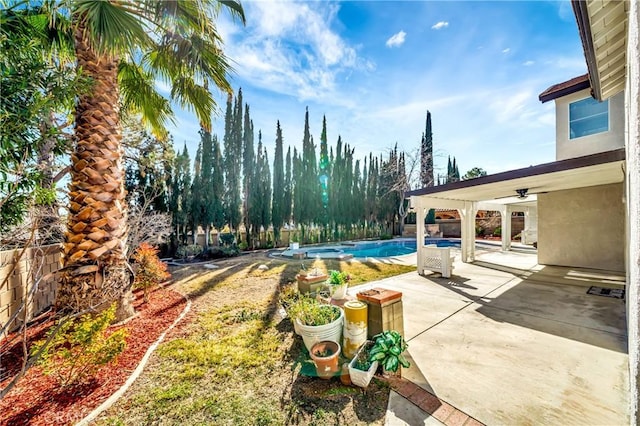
[502,48,511,54]
[219,2,369,105]
[523,60,535,66]
[431,21,449,30]
[386,31,407,48]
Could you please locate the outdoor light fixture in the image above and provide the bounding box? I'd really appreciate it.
[515,188,529,199]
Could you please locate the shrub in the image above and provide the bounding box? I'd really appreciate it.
[31,304,127,388]
[176,244,203,259]
[238,241,248,251]
[133,243,170,302]
[219,232,235,247]
[493,226,502,237]
[379,234,393,240]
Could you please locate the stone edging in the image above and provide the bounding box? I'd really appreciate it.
[76,293,192,426]
[382,376,485,426]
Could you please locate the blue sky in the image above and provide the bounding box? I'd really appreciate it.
[165,0,587,185]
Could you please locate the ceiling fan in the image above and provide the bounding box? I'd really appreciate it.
[515,188,529,199]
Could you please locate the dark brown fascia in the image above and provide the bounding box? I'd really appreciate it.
[538,74,591,103]
[406,148,626,197]
[572,0,602,101]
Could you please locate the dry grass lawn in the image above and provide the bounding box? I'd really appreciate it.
[94,252,416,425]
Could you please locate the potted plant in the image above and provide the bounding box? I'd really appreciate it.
[294,301,344,351]
[348,340,378,388]
[310,340,341,379]
[327,270,350,300]
[369,330,410,374]
[279,286,306,335]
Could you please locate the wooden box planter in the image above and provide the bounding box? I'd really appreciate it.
[296,273,328,294]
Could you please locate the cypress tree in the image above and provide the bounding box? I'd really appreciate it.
[260,145,272,238]
[271,121,285,244]
[300,108,317,228]
[292,148,302,226]
[249,131,271,247]
[169,144,192,246]
[283,146,292,226]
[319,115,330,221]
[421,111,436,224]
[242,103,254,244]
[211,134,225,234]
[224,88,243,231]
[199,126,214,248]
[420,111,434,187]
[190,142,203,244]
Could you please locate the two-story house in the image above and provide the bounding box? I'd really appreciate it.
[536,73,625,272]
[407,87,626,273]
[408,0,639,419]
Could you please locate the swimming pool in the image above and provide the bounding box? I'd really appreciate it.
[280,238,461,259]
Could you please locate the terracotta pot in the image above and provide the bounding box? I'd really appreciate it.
[310,341,341,379]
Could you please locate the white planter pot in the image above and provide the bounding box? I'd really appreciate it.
[330,283,348,300]
[296,306,344,351]
[348,342,378,388]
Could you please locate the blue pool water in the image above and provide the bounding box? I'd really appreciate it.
[340,238,460,258]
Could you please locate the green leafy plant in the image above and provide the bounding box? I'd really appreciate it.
[133,243,171,302]
[368,330,410,372]
[493,226,502,237]
[31,304,128,387]
[327,270,350,287]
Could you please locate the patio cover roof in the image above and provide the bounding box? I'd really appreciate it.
[406,148,625,205]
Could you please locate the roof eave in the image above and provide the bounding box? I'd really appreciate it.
[406,148,626,198]
[572,0,603,101]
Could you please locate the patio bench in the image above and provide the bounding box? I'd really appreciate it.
[418,246,454,278]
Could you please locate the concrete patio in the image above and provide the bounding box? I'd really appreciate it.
[352,249,629,425]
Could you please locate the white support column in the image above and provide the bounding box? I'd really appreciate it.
[500,205,512,251]
[458,201,477,263]
[522,206,538,245]
[416,207,426,275]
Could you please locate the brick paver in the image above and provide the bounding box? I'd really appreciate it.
[383,376,485,426]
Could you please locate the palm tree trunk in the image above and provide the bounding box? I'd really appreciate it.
[55,24,135,321]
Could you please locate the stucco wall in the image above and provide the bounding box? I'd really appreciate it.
[537,183,624,272]
[554,89,625,160]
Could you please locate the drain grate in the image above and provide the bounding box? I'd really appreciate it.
[587,286,625,299]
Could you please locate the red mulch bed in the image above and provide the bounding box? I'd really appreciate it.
[0,286,187,426]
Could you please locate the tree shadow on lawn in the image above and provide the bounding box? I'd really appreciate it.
[174,262,248,302]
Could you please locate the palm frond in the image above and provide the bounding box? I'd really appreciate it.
[219,0,245,24]
[170,77,214,130]
[74,0,151,56]
[118,61,174,138]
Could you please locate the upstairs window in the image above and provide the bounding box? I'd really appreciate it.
[569,97,609,139]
